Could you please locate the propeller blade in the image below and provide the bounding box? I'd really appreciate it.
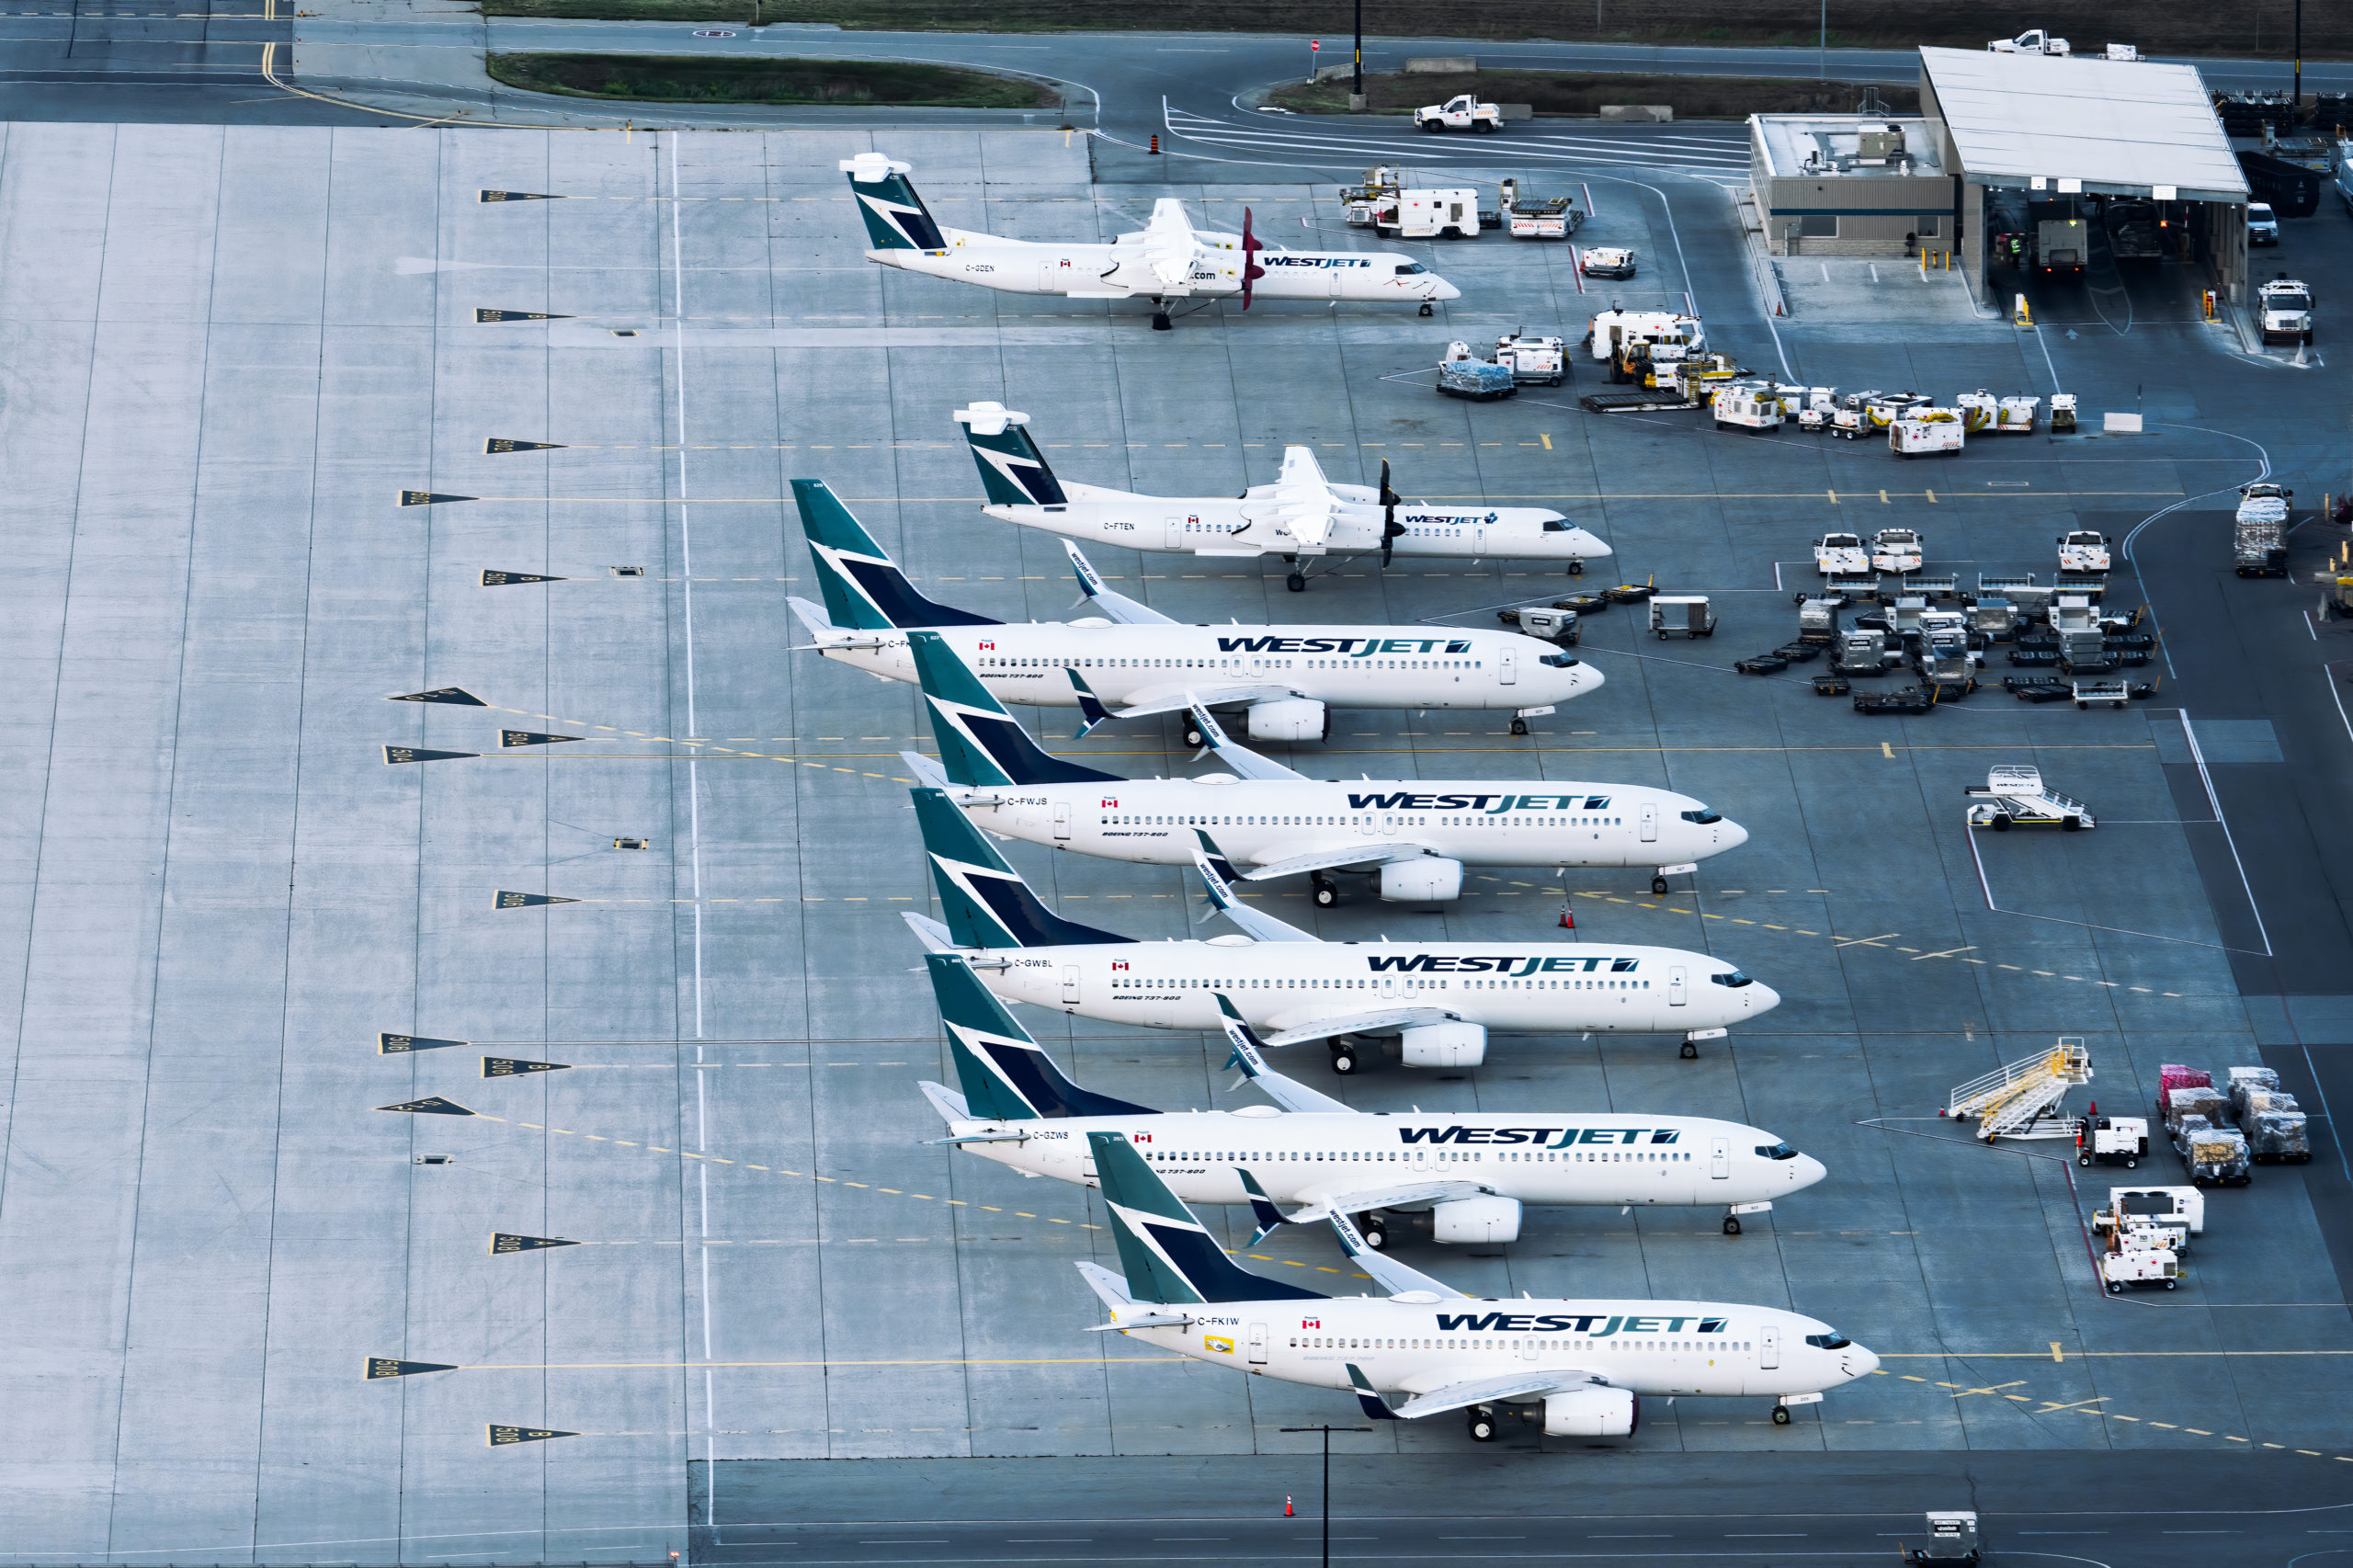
[1241,207,1266,312]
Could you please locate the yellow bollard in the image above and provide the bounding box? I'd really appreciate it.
[2013,293,2031,327]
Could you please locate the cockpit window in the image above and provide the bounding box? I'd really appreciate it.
[1680,808,1721,824]
[1541,518,1576,532]
[1757,1141,1800,1161]
[1538,652,1580,668]
[1396,261,1428,275]
[1711,970,1753,988]
[1804,1330,1850,1349]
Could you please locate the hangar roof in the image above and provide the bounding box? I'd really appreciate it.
[1919,46,2247,202]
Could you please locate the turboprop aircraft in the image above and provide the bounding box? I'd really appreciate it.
[919,954,1823,1240]
[900,787,1778,1067]
[1076,1129,1877,1440]
[955,403,1611,588]
[840,151,1460,330]
[899,629,1744,902]
[787,481,1595,743]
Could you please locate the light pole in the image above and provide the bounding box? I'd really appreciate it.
[1281,1426,1373,1568]
[1352,0,1362,98]
[1818,0,1826,80]
[2295,0,2303,113]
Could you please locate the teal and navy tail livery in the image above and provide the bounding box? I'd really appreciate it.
[955,403,1066,506]
[905,631,1120,789]
[926,952,1153,1120]
[913,787,1126,949]
[840,152,948,253]
[791,480,996,632]
[1090,1130,1325,1305]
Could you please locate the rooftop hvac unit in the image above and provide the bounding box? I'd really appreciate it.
[1857,125,1905,161]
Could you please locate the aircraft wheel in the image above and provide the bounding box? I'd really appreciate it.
[1330,1042,1359,1075]
[1771,1405,1792,1426]
[1510,719,1529,736]
[1419,302,1434,317]
[1679,1040,1699,1061]
[1567,560,1584,576]
[1287,571,1307,593]
[1183,724,1206,749]
[1359,1216,1389,1250]
[1652,875,1670,895]
[1313,875,1340,909]
[1468,1407,1499,1442]
[1722,1215,1742,1236]
[1151,311,1172,332]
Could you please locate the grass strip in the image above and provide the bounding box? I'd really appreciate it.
[485,51,1056,108]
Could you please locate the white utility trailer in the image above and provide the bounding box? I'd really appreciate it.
[1891,413,1964,457]
[1712,384,1785,431]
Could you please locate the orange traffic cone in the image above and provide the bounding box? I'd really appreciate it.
[1285,1494,1294,1517]
[1558,903,1574,930]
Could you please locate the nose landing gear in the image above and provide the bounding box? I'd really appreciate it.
[1510,718,1529,736]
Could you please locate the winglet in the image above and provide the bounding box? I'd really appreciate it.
[1216,994,1352,1113]
[1194,834,1319,943]
[1067,666,1119,739]
[1345,1363,1400,1422]
[1063,541,1176,625]
[1330,1211,1469,1300]
[1187,700,1305,782]
[1240,1167,1288,1245]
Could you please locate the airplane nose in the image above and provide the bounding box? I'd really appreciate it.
[1848,1345,1881,1381]
[1433,279,1462,301]
[1792,1153,1828,1191]
[1722,819,1751,850]
[1749,983,1781,1015]
[1574,528,1613,559]
[1576,664,1606,694]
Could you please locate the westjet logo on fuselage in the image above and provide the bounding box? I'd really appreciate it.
[1434,1312,1731,1336]
[1261,256,1374,269]
[1347,792,1611,813]
[1368,954,1641,975]
[1398,1125,1682,1147]
[1214,636,1473,656]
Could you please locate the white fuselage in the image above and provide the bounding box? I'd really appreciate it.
[957,1108,1824,1211]
[938,777,1745,874]
[867,228,1458,307]
[985,480,1610,565]
[816,622,1597,713]
[960,938,1778,1037]
[1106,1295,1876,1404]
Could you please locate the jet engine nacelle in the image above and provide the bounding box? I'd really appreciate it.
[1402,1022,1487,1071]
[1543,1384,1638,1437]
[1380,857,1464,903]
[1246,698,1329,743]
[1433,1193,1520,1242]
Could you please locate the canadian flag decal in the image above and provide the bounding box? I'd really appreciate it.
[1302,1318,1321,1329]
[978,639,995,650]
[1102,797,1120,808]
[1112,960,1131,971]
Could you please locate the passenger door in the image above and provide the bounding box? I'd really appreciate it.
[1248,1323,1268,1365]
[1165,516,1186,551]
[1759,1325,1779,1369]
[1639,801,1657,843]
[1062,965,1081,1005]
[1053,802,1072,841]
[1711,1136,1730,1180]
[1499,651,1518,687]
[1669,965,1688,1007]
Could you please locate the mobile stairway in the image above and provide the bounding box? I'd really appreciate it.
[1949,1038,2093,1141]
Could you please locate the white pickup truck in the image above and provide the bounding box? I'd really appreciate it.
[1989,29,2069,54]
[1415,94,1503,133]
[2058,529,2112,574]
[1813,531,1869,576]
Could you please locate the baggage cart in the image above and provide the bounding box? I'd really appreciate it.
[1855,687,1936,714]
[2070,678,2132,710]
[1649,596,1714,638]
[1733,654,1788,675]
[1813,674,1851,696]
[1904,1510,1980,1564]
[1438,357,1517,401]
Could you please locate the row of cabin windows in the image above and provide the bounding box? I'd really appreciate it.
[1291,1335,1752,1352]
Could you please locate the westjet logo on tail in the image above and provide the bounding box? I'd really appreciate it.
[1368,954,1642,975]
[1347,792,1612,812]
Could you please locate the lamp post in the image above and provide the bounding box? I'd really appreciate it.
[2295,0,2303,112]
[1280,1426,1373,1568]
[1818,0,1826,80]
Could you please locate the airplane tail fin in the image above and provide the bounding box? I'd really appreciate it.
[1088,1131,1325,1305]
[955,403,1068,506]
[839,152,948,252]
[908,631,1121,788]
[926,952,1154,1119]
[792,480,997,632]
[913,787,1129,949]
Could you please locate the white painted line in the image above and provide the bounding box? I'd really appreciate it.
[2176,710,2272,957]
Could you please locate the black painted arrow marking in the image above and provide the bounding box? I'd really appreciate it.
[484,437,569,453]
[366,1358,459,1380]
[482,570,566,586]
[388,687,487,706]
[384,746,480,766]
[500,731,580,748]
[489,1425,577,1447]
[381,1032,469,1054]
[378,1096,476,1116]
[493,1233,581,1254]
[483,1057,571,1078]
[479,190,563,202]
[399,490,476,506]
[474,308,572,323]
[494,892,579,909]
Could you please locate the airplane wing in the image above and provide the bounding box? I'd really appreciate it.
[1376,1369,1613,1422]
[1304,1183,1491,1228]
[1193,834,1319,943]
[1103,682,1299,718]
[1142,199,1199,288]
[1327,1211,1470,1298]
[1064,541,1176,625]
[1186,701,1306,782]
[1214,994,1351,1112]
[1240,843,1431,881]
[1259,1006,1458,1048]
[1268,445,1341,551]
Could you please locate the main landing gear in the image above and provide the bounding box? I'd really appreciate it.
[1312,872,1340,908]
[1467,1404,1499,1442]
[1288,571,1307,593]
